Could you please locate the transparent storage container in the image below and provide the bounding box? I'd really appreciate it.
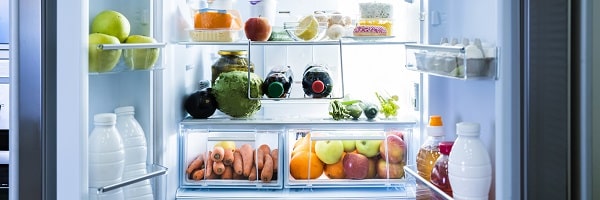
[89,43,167,74]
[179,127,283,189]
[89,164,168,200]
[285,126,413,188]
[405,44,498,79]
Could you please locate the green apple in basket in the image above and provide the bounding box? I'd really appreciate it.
[123,35,160,70]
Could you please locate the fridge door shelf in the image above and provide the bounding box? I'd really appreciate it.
[89,43,167,75]
[89,163,168,198]
[285,128,412,188]
[179,128,284,189]
[404,165,454,200]
[404,44,498,80]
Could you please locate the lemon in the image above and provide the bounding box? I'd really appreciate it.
[295,15,319,41]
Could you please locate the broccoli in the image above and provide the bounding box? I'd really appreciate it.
[212,71,263,118]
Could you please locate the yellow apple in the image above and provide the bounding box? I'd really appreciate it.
[89,33,122,73]
[91,10,131,42]
[123,35,160,70]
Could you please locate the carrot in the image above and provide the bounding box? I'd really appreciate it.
[240,144,254,176]
[260,154,274,182]
[248,165,257,181]
[223,148,235,166]
[213,161,225,175]
[192,169,205,180]
[256,144,271,170]
[211,146,225,162]
[186,154,204,174]
[205,151,213,177]
[221,166,234,179]
[233,149,243,175]
[232,171,245,180]
[206,172,220,179]
[270,149,279,172]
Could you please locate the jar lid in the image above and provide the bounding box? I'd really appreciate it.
[438,141,454,155]
[218,50,247,56]
[114,106,135,114]
[94,113,116,124]
[456,122,480,136]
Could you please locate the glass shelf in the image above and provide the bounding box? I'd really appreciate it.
[178,39,415,47]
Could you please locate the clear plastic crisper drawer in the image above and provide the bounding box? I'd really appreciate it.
[179,128,283,189]
[285,127,412,188]
[405,44,498,80]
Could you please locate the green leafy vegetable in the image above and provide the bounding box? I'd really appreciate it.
[329,100,349,120]
[375,92,399,118]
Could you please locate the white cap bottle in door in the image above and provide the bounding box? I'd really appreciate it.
[89,113,125,200]
[115,106,153,200]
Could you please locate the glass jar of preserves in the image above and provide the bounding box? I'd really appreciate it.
[211,50,255,84]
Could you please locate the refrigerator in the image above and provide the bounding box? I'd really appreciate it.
[11,0,595,199]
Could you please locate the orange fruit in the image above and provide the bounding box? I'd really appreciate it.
[324,152,346,179]
[289,151,324,179]
[194,11,233,29]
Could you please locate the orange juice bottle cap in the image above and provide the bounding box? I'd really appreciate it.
[429,115,443,126]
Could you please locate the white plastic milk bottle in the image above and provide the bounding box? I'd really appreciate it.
[115,106,154,200]
[89,113,125,200]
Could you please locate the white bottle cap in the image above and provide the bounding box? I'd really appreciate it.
[115,106,135,114]
[94,113,117,125]
[456,122,480,136]
[427,126,444,137]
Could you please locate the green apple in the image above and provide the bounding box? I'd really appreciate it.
[91,10,131,42]
[123,35,160,70]
[342,140,356,152]
[314,140,344,164]
[89,33,122,73]
[355,140,382,158]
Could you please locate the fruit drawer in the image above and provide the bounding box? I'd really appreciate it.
[180,128,283,189]
[404,44,498,80]
[285,128,412,188]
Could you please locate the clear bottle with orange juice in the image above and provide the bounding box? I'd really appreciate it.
[416,115,445,181]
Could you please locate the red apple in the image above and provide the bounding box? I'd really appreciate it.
[366,157,377,178]
[376,158,405,179]
[379,134,407,164]
[343,152,369,179]
[244,17,272,41]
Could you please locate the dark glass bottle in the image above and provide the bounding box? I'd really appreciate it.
[263,65,293,98]
[302,64,333,98]
[211,50,255,85]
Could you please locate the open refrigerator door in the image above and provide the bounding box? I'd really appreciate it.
[75,0,516,199]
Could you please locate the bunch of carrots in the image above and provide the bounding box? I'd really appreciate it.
[186,143,279,182]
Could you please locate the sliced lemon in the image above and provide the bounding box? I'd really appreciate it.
[295,15,319,41]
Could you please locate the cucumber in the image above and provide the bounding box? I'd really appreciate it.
[362,103,379,120]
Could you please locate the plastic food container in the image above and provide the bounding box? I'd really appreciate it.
[180,129,283,189]
[188,29,241,42]
[358,18,393,36]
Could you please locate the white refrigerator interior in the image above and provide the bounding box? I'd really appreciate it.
[52,0,519,199]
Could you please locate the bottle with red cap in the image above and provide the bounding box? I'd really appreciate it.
[263,65,293,98]
[430,141,454,197]
[302,64,333,98]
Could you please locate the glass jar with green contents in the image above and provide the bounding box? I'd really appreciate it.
[211,50,255,84]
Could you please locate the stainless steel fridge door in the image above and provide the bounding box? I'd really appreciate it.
[9,0,58,199]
